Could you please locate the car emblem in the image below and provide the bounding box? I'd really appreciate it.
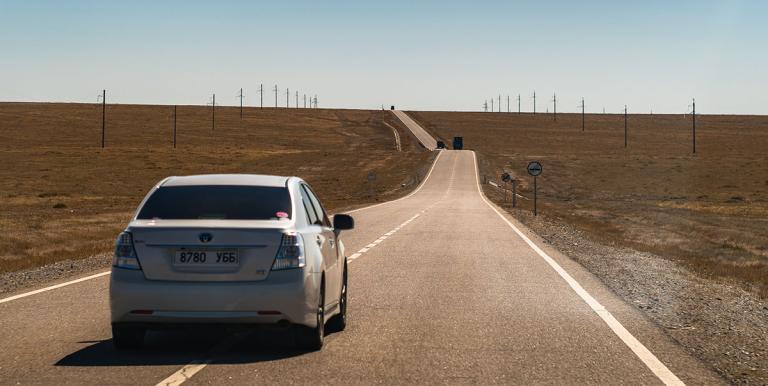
[199,233,213,243]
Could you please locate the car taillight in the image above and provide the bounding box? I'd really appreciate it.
[112,232,142,270]
[271,232,305,271]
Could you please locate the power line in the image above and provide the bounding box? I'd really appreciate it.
[100,89,105,148]
[624,105,628,148]
[552,93,557,121]
[237,88,244,119]
[689,98,697,154]
[274,85,278,107]
[173,105,177,148]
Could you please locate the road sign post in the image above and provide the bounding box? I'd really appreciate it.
[527,161,543,216]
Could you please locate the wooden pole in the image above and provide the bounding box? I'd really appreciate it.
[101,89,105,148]
[173,105,177,148]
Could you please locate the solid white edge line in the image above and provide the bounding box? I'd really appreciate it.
[470,151,684,386]
[0,270,111,304]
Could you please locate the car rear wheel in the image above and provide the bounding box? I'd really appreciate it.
[328,260,347,332]
[112,324,145,350]
[296,278,324,350]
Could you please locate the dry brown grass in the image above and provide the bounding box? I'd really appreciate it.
[410,111,768,297]
[0,102,431,273]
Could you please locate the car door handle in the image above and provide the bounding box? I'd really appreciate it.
[316,236,323,246]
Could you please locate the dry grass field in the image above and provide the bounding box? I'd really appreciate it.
[0,102,431,273]
[410,111,768,297]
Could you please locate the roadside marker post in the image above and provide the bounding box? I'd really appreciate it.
[512,179,517,208]
[367,172,377,198]
[527,161,543,216]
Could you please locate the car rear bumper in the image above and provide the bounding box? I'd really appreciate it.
[109,267,320,327]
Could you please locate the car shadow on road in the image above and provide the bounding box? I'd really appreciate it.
[55,326,334,367]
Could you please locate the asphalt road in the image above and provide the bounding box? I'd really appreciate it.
[0,117,723,385]
[392,110,437,150]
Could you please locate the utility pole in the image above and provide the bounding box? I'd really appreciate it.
[238,88,244,119]
[491,98,494,112]
[692,98,696,154]
[533,91,536,115]
[295,91,299,108]
[100,89,105,148]
[552,93,557,121]
[483,100,488,112]
[624,105,628,148]
[498,94,501,113]
[259,84,263,108]
[304,94,307,108]
[507,95,510,113]
[286,88,289,108]
[314,95,318,108]
[580,97,585,131]
[173,105,177,148]
[517,94,521,114]
[274,85,278,107]
[212,93,216,131]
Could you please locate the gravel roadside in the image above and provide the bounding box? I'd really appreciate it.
[0,253,111,298]
[513,210,768,385]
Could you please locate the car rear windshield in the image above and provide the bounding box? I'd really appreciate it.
[137,185,292,220]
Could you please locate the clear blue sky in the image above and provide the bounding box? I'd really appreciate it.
[1,0,765,114]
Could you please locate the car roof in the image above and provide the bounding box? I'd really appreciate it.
[161,174,292,187]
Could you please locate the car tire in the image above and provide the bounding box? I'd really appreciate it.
[112,324,145,350]
[296,278,325,351]
[328,260,347,332]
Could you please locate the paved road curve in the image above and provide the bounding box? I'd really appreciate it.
[0,119,723,385]
[392,110,437,150]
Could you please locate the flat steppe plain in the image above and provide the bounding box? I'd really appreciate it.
[0,103,431,275]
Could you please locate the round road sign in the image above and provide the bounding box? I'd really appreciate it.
[527,161,543,177]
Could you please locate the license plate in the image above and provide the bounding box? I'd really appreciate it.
[173,250,239,266]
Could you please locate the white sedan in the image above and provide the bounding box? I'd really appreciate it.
[109,174,354,350]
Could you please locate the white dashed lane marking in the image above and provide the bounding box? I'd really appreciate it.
[347,207,430,264]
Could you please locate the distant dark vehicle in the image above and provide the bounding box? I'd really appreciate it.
[390,105,395,110]
[452,136,463,150]
[436,140,446,149]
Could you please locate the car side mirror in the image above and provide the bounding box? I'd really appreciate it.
[333,214,354,231]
